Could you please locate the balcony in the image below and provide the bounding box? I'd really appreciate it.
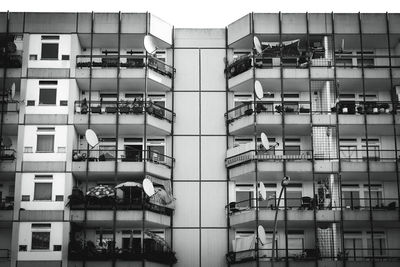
[339,148,397,173]
[227,196,398,228]
[0,54,22,68]
[73,99,174,135]
[75,55,174,92]
[0,100,19,127]
[69,244,177,265]
[226,248,400,265]
[225,101,311,135]
[72,149,174,180]
[0,148,16,173]
[0,198,14,222]
[226,149,312,181]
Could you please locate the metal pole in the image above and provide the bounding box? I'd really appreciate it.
[271,185,285,267]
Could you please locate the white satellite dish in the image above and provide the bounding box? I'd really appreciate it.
[254,80,264,100]
[253,36,262,54]
[10,83,15,99]
[144,35,157,55]
[259,182,267,200]
[143,178,155,197]
[85,129,99,148]
[257,225,267,246]
[260,132,270,150]
[3,136,12,148]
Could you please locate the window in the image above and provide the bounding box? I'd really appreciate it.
[344,232,363,260]
[367,233,386,256]
[36,135,54,152]
[39,89,57,105]
[31,226,50,250]
[41,43,59,60]
[34,183,52,200]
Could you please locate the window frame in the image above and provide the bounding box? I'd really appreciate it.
[33,182,53,201]
[36,134,55,153]
[39,88,57,105]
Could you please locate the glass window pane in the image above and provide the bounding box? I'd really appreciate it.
[31,232,50,249]
[236,191,252,208]
[39,89,57,105]
[37,135,54,152]
[34,183,52,200]
[41,43,59,59]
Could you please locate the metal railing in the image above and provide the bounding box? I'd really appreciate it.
[331,101,396,115]
[69,245,177,264]
[0,100,19,113]
[225,149,312,168]
[334,54,400,68]
[226,248,400,264]
[0,54,22,68]
[339,148,397,162]
[75,55,175,78]
[74,100,175,123]
[69,198,173,216]
[225,101,311,124]
[0,148,16,161]
[226,197,398,215]
[0,249,10,259]
[0,197,14,210]
[72,148,174,168]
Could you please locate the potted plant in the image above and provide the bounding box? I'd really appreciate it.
[275,105,283,113]
[356,105,364,114]
[119,100,131,114]
[105,102,118,113]
[132,98,143,114]
[379,103,390,114]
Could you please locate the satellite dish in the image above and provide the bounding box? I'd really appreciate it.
[143,178,155,197]
[10,83,15,99]
[144,35,157,54]
[257,225,267,246]
[260,132,270,150]
[254,80,264,100]
[253,36,262,54]
[3,136,12,148]
[259,182,267,200]
[85,129,99,148]
[281,176,291,187]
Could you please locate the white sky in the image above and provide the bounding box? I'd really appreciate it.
[3,0,400,28]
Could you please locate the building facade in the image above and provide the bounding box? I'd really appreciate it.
[0,11,399,267]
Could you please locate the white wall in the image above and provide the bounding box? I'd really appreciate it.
[20,173,66,210]
[17,222,63,261]
[22,125,67,162]
[27,34,71,69]
[24,79,69,114]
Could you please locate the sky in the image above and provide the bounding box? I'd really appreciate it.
[3,0,400,28]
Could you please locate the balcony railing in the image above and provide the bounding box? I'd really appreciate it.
[0,54,22,68]
[72,148,174,169]
[74,100,175,123]
[334,54,400,68]
[227,197,398,215]
[0,249,10,259]
[69,243,177,264]
[331,101,395,115]
[225,149,312,168]
[0,148,16,161]
[226,248,400,264]
[226,101,311,124]
[0,100,19,113]
[76,55,175,78]
[0,197,14,210]
[69,198,173,216]
[339,148,397,162]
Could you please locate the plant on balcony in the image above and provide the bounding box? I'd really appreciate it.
[275,105,283,113]
[132,98,143,114]
[378,103,390,113]
[66,187,85,208]
[119,100,131,114]
[356,105,364,114]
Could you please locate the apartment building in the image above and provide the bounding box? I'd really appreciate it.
[0,11,399,267]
